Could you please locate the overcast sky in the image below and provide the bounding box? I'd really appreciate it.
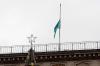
[0,0,100,46]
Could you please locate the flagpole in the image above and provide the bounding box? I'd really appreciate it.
[59,3,61,51]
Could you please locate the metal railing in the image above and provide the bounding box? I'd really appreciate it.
[0,41,100,54]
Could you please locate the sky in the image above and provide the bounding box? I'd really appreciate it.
[0,0,100,46]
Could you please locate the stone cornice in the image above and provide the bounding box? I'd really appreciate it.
[0,49,100,64]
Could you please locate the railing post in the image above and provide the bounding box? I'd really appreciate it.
[11,46,12,53]
[97,41,98,49]
[80,42,81,50]
[46,44,47,52]
[84,43,85,50]
[72,43,73,50]
[22,45,23,53]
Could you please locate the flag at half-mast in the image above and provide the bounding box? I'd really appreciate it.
[54,3,61,38]
[54,19,61,38]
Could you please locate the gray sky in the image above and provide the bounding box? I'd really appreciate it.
[0,0,100,46]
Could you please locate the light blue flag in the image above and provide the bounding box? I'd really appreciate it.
[54,19,61,38]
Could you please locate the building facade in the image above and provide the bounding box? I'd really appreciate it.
[0,42,100,66]
[0,49,100,66]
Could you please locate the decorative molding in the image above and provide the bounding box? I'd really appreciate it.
[0,49,100,64]
[74,60,91,66]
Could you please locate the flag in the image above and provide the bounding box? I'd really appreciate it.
[54,19,61,38]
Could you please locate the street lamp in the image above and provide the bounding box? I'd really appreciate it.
[25,34,38,66]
